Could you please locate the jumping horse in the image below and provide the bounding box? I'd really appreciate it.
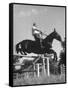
[16,29,62,61]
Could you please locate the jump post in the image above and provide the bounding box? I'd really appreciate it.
[37,55,51,77]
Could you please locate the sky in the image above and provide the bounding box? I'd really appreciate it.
[13,4,65,56]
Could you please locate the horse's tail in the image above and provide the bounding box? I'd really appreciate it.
[15,40,29,55]
[16,43,19,54]
[16,42,25,55]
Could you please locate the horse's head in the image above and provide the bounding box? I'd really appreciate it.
[52,28,62,42]
[43,28,62,46]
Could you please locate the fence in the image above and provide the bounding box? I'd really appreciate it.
[13,54,53,79]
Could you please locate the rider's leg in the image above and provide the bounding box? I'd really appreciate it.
[40,38,44,48]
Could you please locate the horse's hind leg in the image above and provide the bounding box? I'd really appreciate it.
[20,51,24,55]
[20,50,27,55]
[23,51,27,55]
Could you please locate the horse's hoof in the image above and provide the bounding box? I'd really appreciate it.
[24,53,27,55]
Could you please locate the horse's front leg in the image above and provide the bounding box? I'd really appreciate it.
[47,49,57,62]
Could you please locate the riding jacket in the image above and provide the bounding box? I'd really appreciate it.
[32,26,42,39]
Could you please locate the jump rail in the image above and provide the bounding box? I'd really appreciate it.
[14,53,53,58]
[14,54,38,58]
[13,63,24,66]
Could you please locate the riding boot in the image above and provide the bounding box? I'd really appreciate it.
[40,42,44,48]
[40,38,43,48]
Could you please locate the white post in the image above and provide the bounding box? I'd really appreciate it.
[43,58,46,75]
[26,72,29,78]
[37,64,40,77]
[47,57,50,76]
[16,73,18,79]
[60,65,63,74]
[34,64,36,77]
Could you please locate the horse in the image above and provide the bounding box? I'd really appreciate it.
[16,29,62,61]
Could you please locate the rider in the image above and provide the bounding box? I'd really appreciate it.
[32,22,44,48]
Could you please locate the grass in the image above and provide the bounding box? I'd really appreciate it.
[13,73,66,86]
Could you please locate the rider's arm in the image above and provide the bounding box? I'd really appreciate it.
[32,28,34,35]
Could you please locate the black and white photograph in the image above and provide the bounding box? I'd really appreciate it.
[9,3,66,87]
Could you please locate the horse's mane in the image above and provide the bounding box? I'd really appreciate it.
[44,31,54,41]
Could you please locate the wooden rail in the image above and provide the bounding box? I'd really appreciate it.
[14,54,38,58]
[13,63,24,66]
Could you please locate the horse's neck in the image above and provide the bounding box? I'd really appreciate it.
[45,35,54,43]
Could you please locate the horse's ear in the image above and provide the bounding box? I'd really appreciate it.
[54,28,56,32]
